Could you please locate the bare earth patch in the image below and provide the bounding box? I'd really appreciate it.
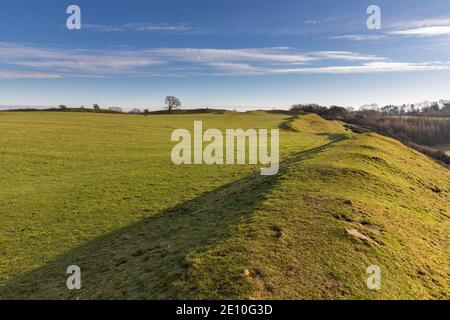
[345,228,381,247]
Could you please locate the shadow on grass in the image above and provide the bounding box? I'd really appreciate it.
[0,138,345,300]
[148,109,229,115]
[277,115,298,131]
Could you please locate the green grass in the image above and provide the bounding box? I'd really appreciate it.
[0,111,448,299]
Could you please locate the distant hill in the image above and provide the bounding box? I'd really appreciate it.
[0,107,235,115]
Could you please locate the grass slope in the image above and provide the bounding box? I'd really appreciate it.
[0,111,448,299]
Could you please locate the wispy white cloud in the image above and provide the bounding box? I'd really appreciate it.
[15,56,158,73]
[386,15,450,38]
[313,51,385,61]
[0,71,63,79]
[83,22,193,32]
[389,26,450,37]
[206,62,264,76]
[390,16,450,29]
[0,42,448,79]
[269,62,450,75]
[331,34,388,41]
[0,42,161,76]
[150,48,385,64]
[208,62,259,71]
[151,48,313,63]
[304,17,337,25]
[335,15,450,41]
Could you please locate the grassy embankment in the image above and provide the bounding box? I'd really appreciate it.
[0,111,448,299]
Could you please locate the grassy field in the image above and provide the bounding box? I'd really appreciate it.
[0,111,449,299]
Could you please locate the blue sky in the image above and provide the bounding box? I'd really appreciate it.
[1,0,450,110]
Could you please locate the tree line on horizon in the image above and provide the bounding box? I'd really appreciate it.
[290,100,450,118]
[55,96,182,115]
[290,102,450,165]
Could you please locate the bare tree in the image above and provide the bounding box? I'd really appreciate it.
[165,96,181,111]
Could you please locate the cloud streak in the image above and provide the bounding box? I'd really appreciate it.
[389,26,450,37]
[390,16,450,29]
[269,62,450,75]
[83,22,194,32]
[0,43,162,76]
[334,15,450,41]
[0,71,63,79]
[0,42,448,79]
[331,34,388,41]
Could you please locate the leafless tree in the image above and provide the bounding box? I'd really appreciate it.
[165,96,181,111]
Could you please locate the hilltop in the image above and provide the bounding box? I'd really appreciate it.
[0,111,448,299]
